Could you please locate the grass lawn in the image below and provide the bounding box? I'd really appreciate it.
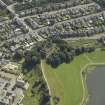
[66,39,100,48]
[42,49,105,105]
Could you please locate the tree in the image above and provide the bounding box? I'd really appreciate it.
[65,52,71,63]
[52,55,61,67]
[13,49,23,61]
[53,96,60,105]
[59,51,66,62]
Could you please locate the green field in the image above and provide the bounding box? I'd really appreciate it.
[42,49,105,105]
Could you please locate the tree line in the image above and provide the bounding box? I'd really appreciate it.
[13,38,95,69]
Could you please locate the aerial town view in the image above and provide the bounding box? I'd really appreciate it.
[1,0,105,105]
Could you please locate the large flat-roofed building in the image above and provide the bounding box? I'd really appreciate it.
[0,63,29,105]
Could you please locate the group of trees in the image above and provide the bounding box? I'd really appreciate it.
[13,48,41,70]
[13,38,95,69]
[30,66,51,105]
[32,79,51,105]
[94,0,105,7]
[46,46,95,68]
[46,38,95,68]
[46,41,73,67]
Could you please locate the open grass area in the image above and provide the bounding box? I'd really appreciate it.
[42,49,105,105]
[66,39,101,48]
